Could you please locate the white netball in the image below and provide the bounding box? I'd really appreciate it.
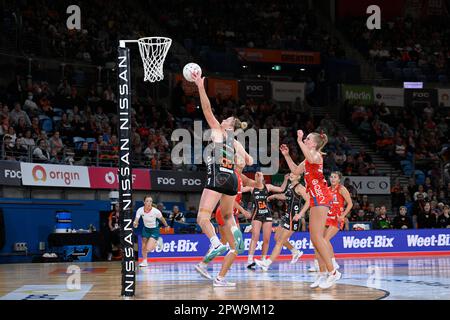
[183,63,202,82]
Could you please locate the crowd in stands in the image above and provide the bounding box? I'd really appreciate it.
[340,98,450,228]
[152,0,346,59]
[343,180,450,230]
[0,75,176,168]
[342,14,450,82]
[3,0,180,72]
[342,99,450,173]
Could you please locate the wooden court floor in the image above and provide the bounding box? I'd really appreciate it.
[0,260,390,300]
[2,256,450,300]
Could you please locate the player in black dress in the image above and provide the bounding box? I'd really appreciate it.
[192,71,253,287]
[242,172,288,269]
[255,173,310,271]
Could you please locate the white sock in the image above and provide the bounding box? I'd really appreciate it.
[248,255,254,263]
[200,261,208,268]
[231,225,239,233]
[262,255,267,261]
[314,259,319,268]
[291,248,299,254]
[210,235,221,248]
[266,259,273,265]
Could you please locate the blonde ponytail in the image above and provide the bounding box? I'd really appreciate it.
[311,132,328,155]
[234,119,247,131]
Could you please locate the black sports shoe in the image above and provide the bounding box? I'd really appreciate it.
[247,262,256,269]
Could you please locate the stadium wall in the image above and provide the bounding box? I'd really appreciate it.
[0,198,110,255]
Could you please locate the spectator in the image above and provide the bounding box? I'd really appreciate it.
[94,106,108,126]
[107,203,121,260]
[103,85,116,102]
[424,177,434,192]
[15,117,30,137]
[57,113,73,139]
[344,178,357,196]
[7,127,17,144]
[169,206,185,227]
[64,148,75,165]
[20,129,36,150]
[49,148,62,164]
[437,205,450,228]
[393,206,413,229]
[360,195,370,211]
[372,206,392,229]
[14,138,28,161]
[33,139,51,163]
[143,142,157,161]
[349,204,367,222]
[365,203,376,221]
[414,185,428,201]
[408,177,418,196]
[9,102,31,127]
[57,79,71,97]
[156,202,165,215]
[49,131,64,154]
[74,142,93,166]
[2,135,16,160]
[417,202,437,229]
[391,179,405,210]
[151,154,161,170]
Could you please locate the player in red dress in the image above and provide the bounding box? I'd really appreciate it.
[282,130,341,289]
[309,171,353,273]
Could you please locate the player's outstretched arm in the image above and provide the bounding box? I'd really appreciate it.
[192,71,221,130]
[280,144,304,175]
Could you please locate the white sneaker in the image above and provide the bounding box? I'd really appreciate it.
[213,278,236,287]
[195,263,212,280]
[310,273,326,288]
[308,265,319,272]
[291,250,303,264]
[157,237,163,250]
[139,260,148,267]
[254,258,270,271]
[319,270,342,289]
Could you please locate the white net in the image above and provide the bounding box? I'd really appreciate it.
[137,37,172,82]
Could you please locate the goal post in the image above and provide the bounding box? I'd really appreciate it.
[116,37,172,298]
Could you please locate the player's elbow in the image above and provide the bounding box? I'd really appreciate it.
[246,155,254,166]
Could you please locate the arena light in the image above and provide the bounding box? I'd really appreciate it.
[404,82,423,89]
[272,65,281,71]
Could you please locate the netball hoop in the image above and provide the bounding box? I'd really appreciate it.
[117,37,171,298]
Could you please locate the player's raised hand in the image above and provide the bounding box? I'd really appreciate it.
[191,71,204,88]
[280,144,289,156]
[297,130,304,143]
